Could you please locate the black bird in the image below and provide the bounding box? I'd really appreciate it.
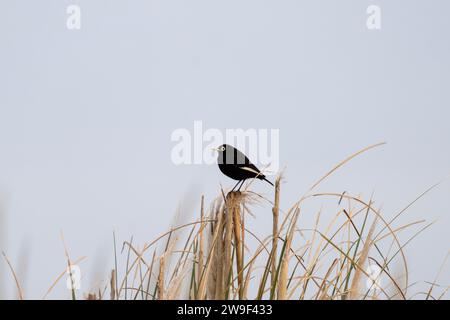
[213,144,274,192]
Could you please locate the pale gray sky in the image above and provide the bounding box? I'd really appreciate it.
[0,0,449,299]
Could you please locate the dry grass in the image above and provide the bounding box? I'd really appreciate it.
[1,143,449,300]
[89,143,446,300]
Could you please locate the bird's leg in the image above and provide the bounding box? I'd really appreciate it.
[237,179,246,192]
[231,180,241,192]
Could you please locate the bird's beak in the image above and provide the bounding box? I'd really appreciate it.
[211,147,219,152]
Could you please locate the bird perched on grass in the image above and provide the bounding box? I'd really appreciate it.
[213,144,274,192]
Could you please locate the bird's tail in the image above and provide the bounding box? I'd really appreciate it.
[263,177,274,187]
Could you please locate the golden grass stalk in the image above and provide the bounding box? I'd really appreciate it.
[277,207,300,300]
[198,195,205,285]
[110,269,116,300]
[1,251,24,300]
[223,193,235,299]
[232,194,244,299]
[197,200,224,299]
[157,256,165,300]
[86,292,97,300]
[271,176,281,290]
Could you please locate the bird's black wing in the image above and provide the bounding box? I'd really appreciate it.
[234,148,264,177]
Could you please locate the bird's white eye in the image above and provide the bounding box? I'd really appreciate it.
[220,146,226,151]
